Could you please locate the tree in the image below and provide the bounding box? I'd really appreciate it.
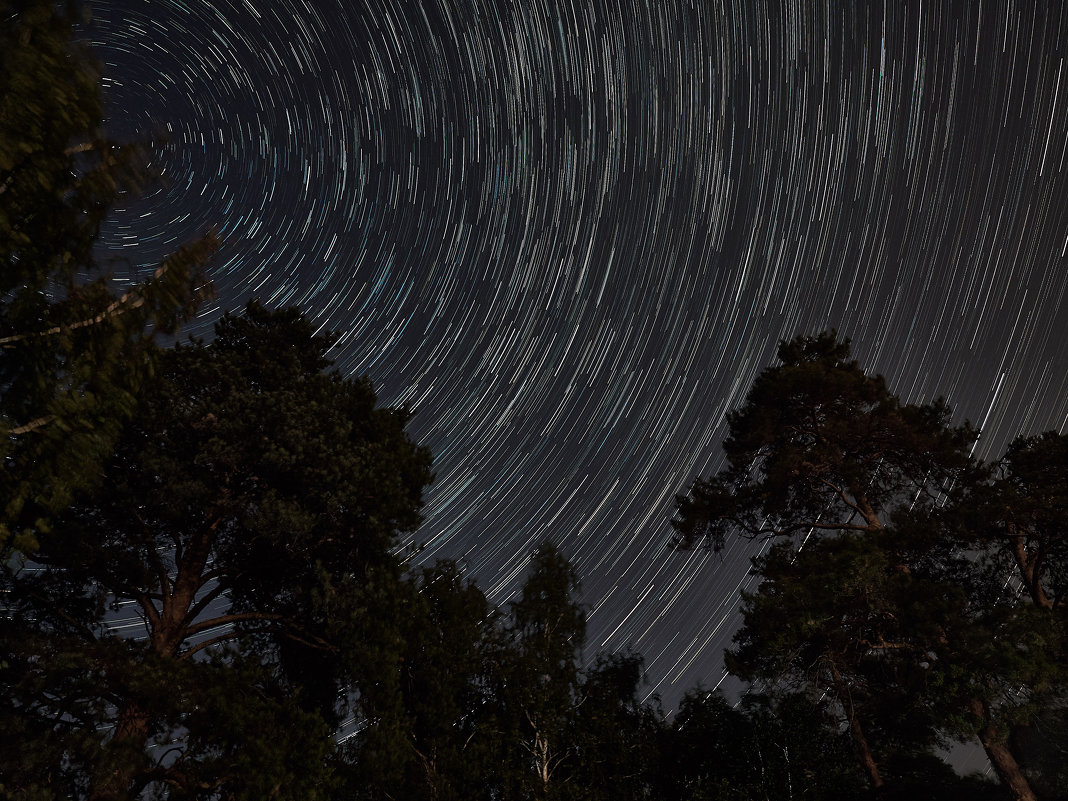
[658,689,756,801]
[927,430,1068,799]
[0,303,433,799]
[657,688,865,801]
[673,332,1057,800]
[0,0,216,552]
[662,692,871,801]
[726,534,971,792]
[673,333,978,788]
[347,560,501,801]
[955,430,1068,612]
[881,433,1068,800]
[566,650,662,801]
[738,691,876,800]
[350,545,663,801]
[494,542,588,800]
[1008,697,1068,799]
[465,541,665,801]
[672,332,978,553]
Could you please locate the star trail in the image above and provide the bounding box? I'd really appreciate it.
[89,0,1068,707]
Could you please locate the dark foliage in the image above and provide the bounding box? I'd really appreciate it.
[673,331,979,552]
[0,304,433,799]
[676,331,1067,801]
[0,0,215,552]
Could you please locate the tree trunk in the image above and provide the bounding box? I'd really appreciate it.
[846,710,884,790]
[1009,524,1053,610]
[830,661,884,791]
[90,524,218,799]
[969,698,1037,801]
[89,699,153,801]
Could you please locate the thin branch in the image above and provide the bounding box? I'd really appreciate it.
[182,611,283,639]
[184,581,229,624]
[1008,522,1053,610]
[7,415,56,435]
[817,477,865,519]
[737,519,874,540]
[177,622,337,660]
[785,424,822,440]
[177,631,240,660]
[279,627,340,653]
[136,513,172,600]
[0,259,172,348]
[18,584,99,643]
[859,639,921,652]
[135,591,161,631]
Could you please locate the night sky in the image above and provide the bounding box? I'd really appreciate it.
[89,0,1068,710]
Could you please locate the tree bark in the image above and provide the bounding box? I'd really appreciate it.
[1008,523,1053,610]
[853,491,884,532]
[90,523,217,798]
[830,662,884,791]
[969,698,1037,801]
[846,709,884,790]
[89,699,153,801]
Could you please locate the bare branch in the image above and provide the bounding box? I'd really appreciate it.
[177,631,240,660]
[135,592,161,631]
[736,519,875,540]
[136,512,172,600]
[182,611,284,639]
[185,581,229,624]
[0,257,176,348]
[6,415,56,435]
[818,477,865,518]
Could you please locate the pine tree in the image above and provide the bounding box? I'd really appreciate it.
[0,0,215,552]
[0,303,433,799]
[674,332,1059,800]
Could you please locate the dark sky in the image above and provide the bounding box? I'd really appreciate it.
[89,0,1068,714]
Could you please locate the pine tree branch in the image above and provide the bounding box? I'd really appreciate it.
[136,511,172,600]
[184,581,229,624]
[7,415,56,434]
[182,611,284,639]
[0,275,155,347]
[135,591,161,631]
[177,631,242,660]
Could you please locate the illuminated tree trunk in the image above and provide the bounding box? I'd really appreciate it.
[846,710,884,791]
[829,661,883,791]
[969,698,1037,801]
[89,528,212,800]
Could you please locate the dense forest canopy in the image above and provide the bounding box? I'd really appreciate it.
[1,3,1065,799]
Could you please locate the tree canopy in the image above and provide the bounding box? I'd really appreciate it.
[0,303,434,799]
[672,331,978,551]
[3,320,1035,800]
[674,331,1068,801]
[0,0,216,552]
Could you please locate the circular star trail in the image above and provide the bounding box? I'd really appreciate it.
[90,0,1068,706]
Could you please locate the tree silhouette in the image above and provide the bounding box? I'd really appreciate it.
[0,303,433,799]
[674,331,1062,800]
[0,0,215,552]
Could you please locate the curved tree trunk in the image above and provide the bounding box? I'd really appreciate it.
[969,698,1037,801]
